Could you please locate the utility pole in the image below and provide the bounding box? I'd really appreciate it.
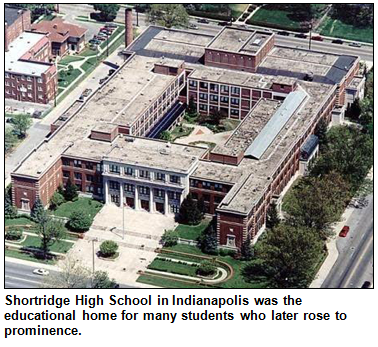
[106,32,109,57]
[91,238,98,287]
[308,22,312,51]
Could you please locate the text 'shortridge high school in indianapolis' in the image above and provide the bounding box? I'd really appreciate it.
[11,10,365,250]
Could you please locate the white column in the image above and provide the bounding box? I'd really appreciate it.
[119,182,124,207]
[104,179,109,204]
[149,187,154,213]
[134,185,140,210]
[164,190,169,215]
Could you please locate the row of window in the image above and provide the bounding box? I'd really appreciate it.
[109,181,181,200]
[5,82,43,92]
[108,165,181,184]
[62,159,101,171]
[189,80,241,95]
[5,73,43,83]
[192,192,223,204]
[5,89,44,100]
[190,180,226,191]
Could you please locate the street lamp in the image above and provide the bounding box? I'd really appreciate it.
[106,31,109,57]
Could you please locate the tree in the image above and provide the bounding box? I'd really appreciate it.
[187,97,197,116]
[147,4,189,28]
[49,191,65,210]
[38,213,65,259]
[93,4,120,21]
[41,256,91,288]
[197,197,205,217]
[99,240,119,257]
[209,109,223,126]
[69,210,92,232]
[240,234,254,261]
[5,128,18,153]
[31,197,45,223]
[11,113,32,138]
[5,188,18,219]
[64,178,78,201]
[92,271,118,288]
[161,229,178,247]
[348,98,361,121]
[198,222,218,255]
[197,260,217,277]
[266,202,280,229]
[314,118,328,149]
[159,131,172,142]
[178,194,202,225]
[243,224,324,288]
[286,172,350,238]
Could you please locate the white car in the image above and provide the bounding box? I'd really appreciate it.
[33,268,49,276]
[349,42,361,48]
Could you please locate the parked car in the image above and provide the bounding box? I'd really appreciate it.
[188,23,199,30]
[197,18,210,24]
[349,42,361,48]
[89,39,100,45]
[105,23,117,28]
[95,36,106,41]
[311,35,323,41]
[278,31,290,36]
[97,32,109,38]
[339,225,350,237]
[33,268,49,276]
[82,88,92,97]
[218,21,232,26]
[361,281,371,288]
[332,39,343,44]
[100,28,111,34]
[32,110,43,119]
[295,33,307,39]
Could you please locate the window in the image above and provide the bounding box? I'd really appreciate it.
[231,98,240,105]
[210,94,219,102]
[109,181,120,190]
[5,73,9,78]
[231,86,240,95]
[189,80,197,88]
[226,235,236,247]
[203,194,210,202]
[125,183,135,192]
[221,85,229,93]
[63,171,70,178]
[168,191,180,200]
[170,204,180,213]
[191,192,198,200]
[139,170,150,179]
[38,87,43,91]
[27,85,32,90]
[125,167,133,176]
[74,160,81,168]
[199,104,208,111]
[110,164,120,174]
[62,159,70,166]
[154,189,164,198]
[231,109,239,116]
[156,172,165,181]
[199,93,208,100]
[202,181,211,189]
[214,183,223,191]
[86,185,94,193]
[96,163,102,172]
[85,163,93,170]
[210,83,218,92]
[74,172,82,180]
[97,187,103,195]
[139,186,150,195]
[27,77,31,81]
[86,175,94,182]
[220,96,229,103]
[170,175,180,184]
[199,81,208,89]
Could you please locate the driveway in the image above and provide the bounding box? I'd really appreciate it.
[66,204,177,285]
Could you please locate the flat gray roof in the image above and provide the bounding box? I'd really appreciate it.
[5,32,51,76]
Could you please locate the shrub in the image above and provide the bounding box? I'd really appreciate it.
[49,192,65,210]
[68,210,92,232]
[6,230,23,241]
[218,248,237,258]
[161,230,178,247]
[196,261,217,277]
[64,179,78,201]
[100,240,119,257]
[31,198,45,223]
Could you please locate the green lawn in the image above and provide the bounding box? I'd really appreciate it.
[230,4,249,19]
[5,217,34,226]
[318,16,373,43]
[80,48,98,57]
[171,125,193,141]
[5,248,56,265]
[148,258,199,277]
[52,197,103,219]
[21,235,73,254]
[59,55,85,66]
[249,7,301,29]
[58,68,82,88]
[175,219,210,240]
[81,57,98,72]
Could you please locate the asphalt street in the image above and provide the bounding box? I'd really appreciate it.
[5,261,138,289]
[322,194,374,288]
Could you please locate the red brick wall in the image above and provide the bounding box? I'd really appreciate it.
[11,175,39,210]
[5,8,31,50]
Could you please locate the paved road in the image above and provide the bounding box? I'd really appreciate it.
[5,261,137,289]
[322,194,373,288]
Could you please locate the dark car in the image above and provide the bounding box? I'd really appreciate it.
[311,35,323,41]
[32,110,43,119]
[278,31,290,36]
[105,23,117,28]
[361,281,371,288]
[218,21,232,26]
[197,18,210,24]
[295,33,307,39]
[99,77,108,84]
[339,225,350,238]
[89,39,100,45]
[332,39,343,44]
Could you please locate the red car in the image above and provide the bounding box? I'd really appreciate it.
[339,225,350,237]
[311,35,323,41]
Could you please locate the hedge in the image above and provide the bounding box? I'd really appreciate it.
[246,19,309,33]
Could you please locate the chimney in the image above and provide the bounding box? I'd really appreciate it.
[125,8,133,48]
